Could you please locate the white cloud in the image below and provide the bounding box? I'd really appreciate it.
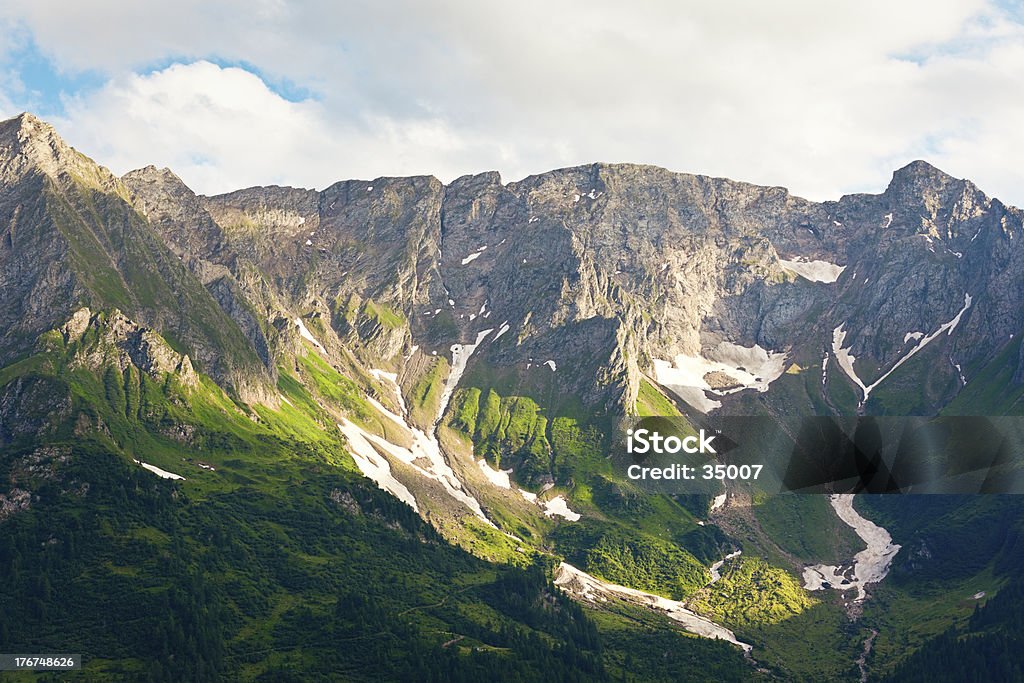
[2,1,1023,204]
[54,62,472,194]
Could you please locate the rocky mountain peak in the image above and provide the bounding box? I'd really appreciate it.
[884,159,980,205]
[0,111,57,142]
[123,164,186,187]
[0,112,123,194]
[122,164,204,222]
[889,159,953,184]
[881,159,990,237]
[0,112,68,176]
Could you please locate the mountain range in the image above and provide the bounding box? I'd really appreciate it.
[2,111,1024,681]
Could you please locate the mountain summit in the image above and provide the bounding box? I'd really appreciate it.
[0,113,270,401]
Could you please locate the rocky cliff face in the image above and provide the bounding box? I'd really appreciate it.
[58,307,199,387]
[144,157,1024,418]
[5,112,1024,421]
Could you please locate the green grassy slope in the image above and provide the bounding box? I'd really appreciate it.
[0,318,757,681]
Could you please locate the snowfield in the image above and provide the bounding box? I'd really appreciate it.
[335,324,541,528]
[778,258,846,283]
[654,341,788,413]
[436,329,493,426]
[478,459,513,489]
[134,460,185,480]
[709,550,742,584]
[337,420,419,511]
[294,318,326,353]
[543,495,581,521]
[338,412,495,525]
[802,495,900,601]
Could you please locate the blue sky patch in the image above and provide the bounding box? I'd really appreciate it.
[2,32,106,116]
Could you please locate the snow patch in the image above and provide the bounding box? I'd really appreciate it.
[554,563,752,651]
[337,419,418,511]
[709,550,742,584]
[952,358,967,385]
[461,245,488,265]
[436,329,493,426]
[134,460,185,480]
[370,368,398,384]
[339,407,497,525]
[882,213,893,228]
[493,321,511,341]
[654,342,788,413]
[802,495,900,601]
[543,495,581,521]
[544,360,557,371]
[779,258,845,283]
[478,459,512,489]
[903,332,924,344]
[710,492,727,512]
[295,318,326,353]
[832,324,868,401]
[370,368,407,416]
[832,293,972,405]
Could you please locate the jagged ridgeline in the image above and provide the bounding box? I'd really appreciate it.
[3,111,1024,680]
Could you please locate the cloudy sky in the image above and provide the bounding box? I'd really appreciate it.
[1,1,1022,205]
